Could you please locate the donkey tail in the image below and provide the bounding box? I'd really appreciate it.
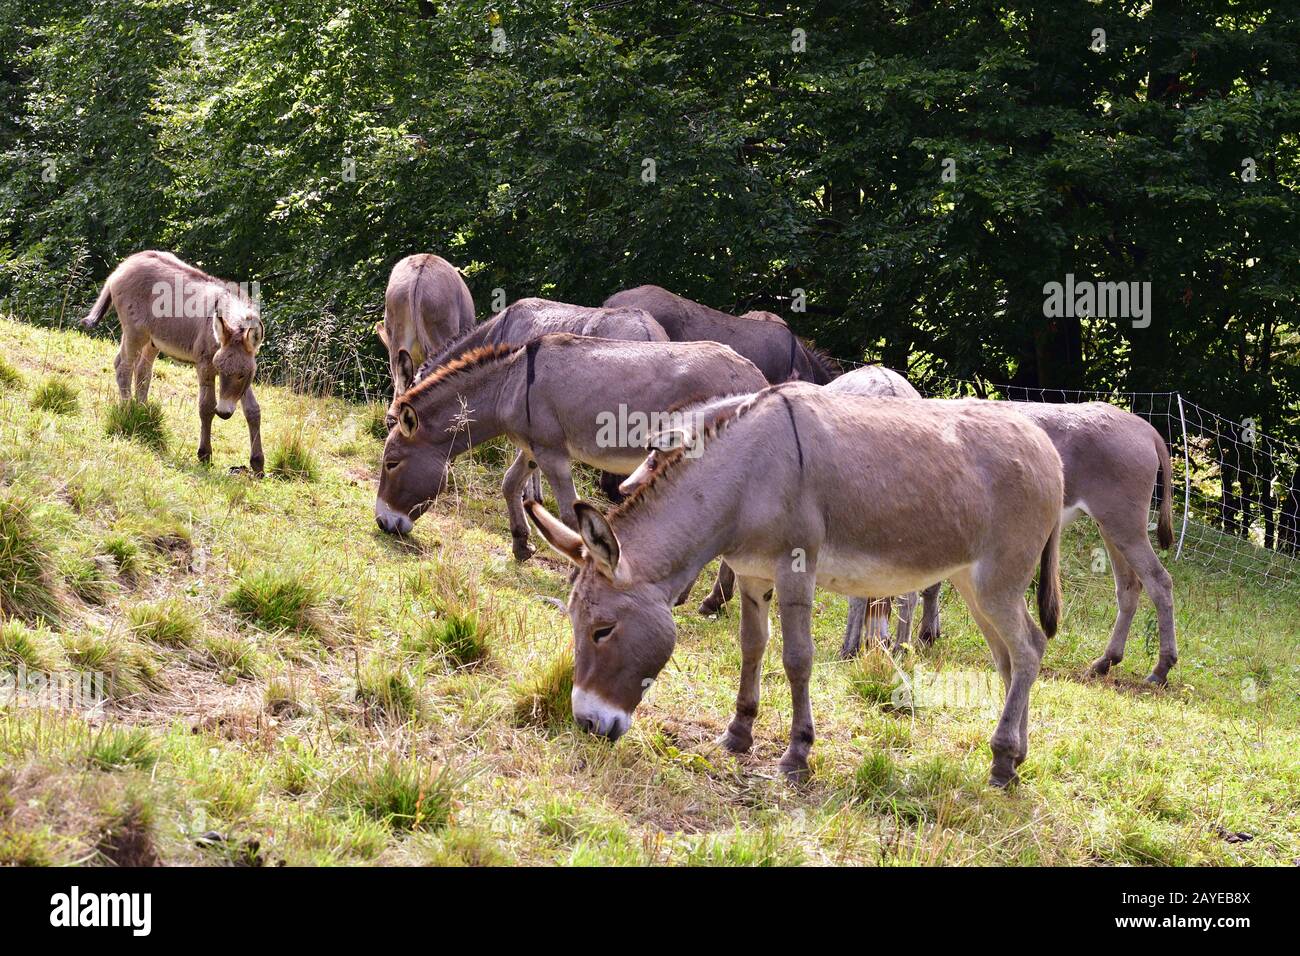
[80,279,113,331]
[1036,522,1062,639]
[1155,431,1175,550]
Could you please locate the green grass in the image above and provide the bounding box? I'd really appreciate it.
[0,493,63,624]
[269,432,320,481]
[227,568,320,633]
[30,377,78,414]
[127,598,200,646]
[104,399,168,451]
[0,355,21,389]
[0,316,1297,866]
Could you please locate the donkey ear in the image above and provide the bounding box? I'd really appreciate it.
[618,451,658,496]
[396,402,419,438]
[651,427,691,452]
[397,349,414,391]
[245,322,264,354]
[212,307,233,347]
[375,321,390,349]
[525,500,584,565]
[574,501,620,580]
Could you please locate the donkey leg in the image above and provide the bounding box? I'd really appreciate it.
[502,451,536,561]
[719,575,772,755]
[241,384,264,476]
[534,451,578,527]
[894,591,919,648]
[775,559,818,782]
[981,598,1045,786]
[865,598,892,647]
[697,561,735,615]
[114,335,142,400]
[1120,539,1177,685]
[1088,537,1141,678]
[196,363,216,466]
[132,340,159,402]
[839,597,868,659]
[917,581,943,644]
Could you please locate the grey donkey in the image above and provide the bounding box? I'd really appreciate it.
[528,383,1065,788]
[375,254,476,401]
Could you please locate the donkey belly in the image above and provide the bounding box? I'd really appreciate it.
[816,549,962,600]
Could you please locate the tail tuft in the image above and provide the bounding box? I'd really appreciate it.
[1156,432,1175,550]
[80,280,113,331]
[1036,523,1062,639]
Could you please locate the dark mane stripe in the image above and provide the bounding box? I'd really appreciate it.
[397,342,518,408]
[525,339,541,424]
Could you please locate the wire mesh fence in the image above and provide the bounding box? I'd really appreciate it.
[827,355,1300,592]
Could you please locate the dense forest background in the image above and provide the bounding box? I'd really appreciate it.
[1,1,1297,439]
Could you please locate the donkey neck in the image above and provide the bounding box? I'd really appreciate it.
[420,354,520,447]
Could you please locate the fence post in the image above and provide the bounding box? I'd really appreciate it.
[1175,393,1191,560]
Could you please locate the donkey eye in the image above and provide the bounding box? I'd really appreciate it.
[385,459,400,472]
[591,624,616,645]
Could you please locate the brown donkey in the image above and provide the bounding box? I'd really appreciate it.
[527,384,1064,787]
[375,254,475,400]
[828,368,1178,684]
[81,250,265,473]
[603,285,838,384]
[374,334,767,560]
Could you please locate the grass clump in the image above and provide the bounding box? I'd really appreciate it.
[62,631,161,701]
[0,494,63,624]
[60,555,115,605]
[847,647,904,708]
[100,534,144,585]
[127,598,200,646]
[356,658,424,721]
[104,399,167,451]
[512,649,573,729]
[269,433,320,481]
[88,725,158,772]
[31,377,78,414]
[0,619,62,671]
[227,569,320,633]
[202,633,262,680]
[402,610,489,668]
[333,754,463,832]
[0,356,21,390]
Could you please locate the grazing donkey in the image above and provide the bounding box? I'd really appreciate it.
[376,254,475,400]
[527,384,1064,787]
[374,334,767,562]
[80,250,265,474]
[602,285,837,384]
[828,370,1178,685]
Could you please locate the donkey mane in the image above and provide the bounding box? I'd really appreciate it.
[397,342,518,408]
[798,337,841,383]
[610,389,770,523]
[413,321,488,382]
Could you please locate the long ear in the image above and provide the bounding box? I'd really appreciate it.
[574,501,620,580]
[396,402,419,438]
[375,321,390,349]
[212,304,233,347]
[245,322,264,354]
[397,349,414,391]
[525,500,584,565]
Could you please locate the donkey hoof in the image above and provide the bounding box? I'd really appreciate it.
[777,754,810,784]
[917,627,940,647]
[717,728,752,755]
[1144,672,1168,687]
[988,766,1020,789]
[1087,657,1114,678]
[696,599,723,617]
[512,539,536,562]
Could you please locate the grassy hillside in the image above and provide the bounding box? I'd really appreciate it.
[0,317,1297,866]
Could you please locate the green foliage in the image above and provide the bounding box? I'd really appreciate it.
[31,378,78,414]
[226,568,320,633]
[0,493,62,624]
[511,649,573,730]
[0,619,60,672]
[99,534,144,584]
[402,610,488,668]
[88,725,158,772]
[104,399,167,451]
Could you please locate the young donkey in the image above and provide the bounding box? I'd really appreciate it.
[527,383,1065,787]
[375,254,475,400]
[81,250,265,473]
[374,334,768,557]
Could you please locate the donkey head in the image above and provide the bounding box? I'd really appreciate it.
[212,299,263,418]
[374,399,466,534]
[525,500,676,741]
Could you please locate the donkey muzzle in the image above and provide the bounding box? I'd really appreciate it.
[216,408,235,420]
[572,687,630,741]
[374,497,414,536]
